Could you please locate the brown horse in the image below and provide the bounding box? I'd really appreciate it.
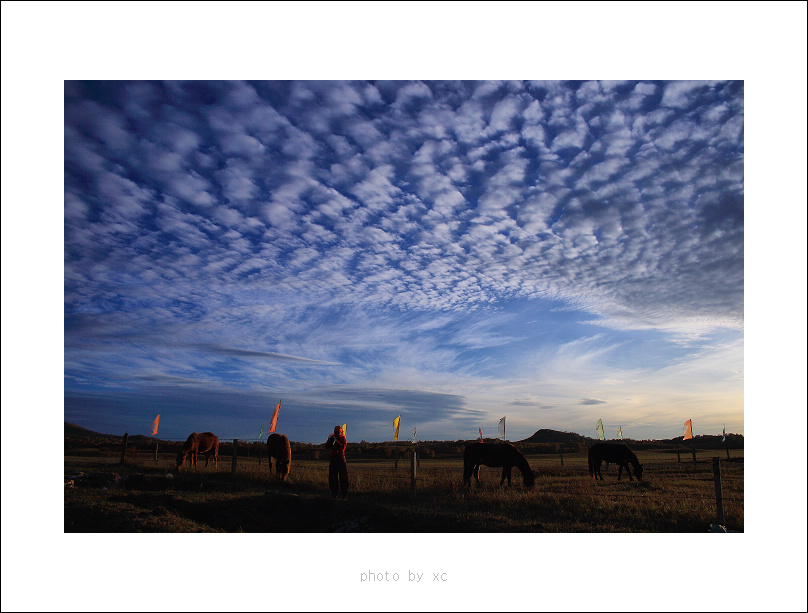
[463,442,536,487]
[588,442,643,481]
[266,433,291,481]
[176,432,219,471]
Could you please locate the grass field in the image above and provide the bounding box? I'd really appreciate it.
[64,448,743,532]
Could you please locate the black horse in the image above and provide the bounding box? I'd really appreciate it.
[463,442,536,487]
[588,442,643,481]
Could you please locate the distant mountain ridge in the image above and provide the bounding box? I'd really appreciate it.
[64,422,743,449]
[64,422,153,443]
[518,428,588,444]
[65,422,108,437]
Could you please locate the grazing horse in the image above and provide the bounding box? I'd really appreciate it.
[588,442,643,481]
[463,442,536,487]
[176,432,219,471]
[266,433,291,481]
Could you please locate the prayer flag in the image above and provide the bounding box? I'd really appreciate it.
[269,400,281,434]
[411,427,417,443]
[596,419,605,441]
[617,426,623,440]
[259,420,264,441]
[498,416,506,440]
[479,427,483,442]
[393,415,400,441]
[683,419,693,440]
[151,414,160,436]
[342,423,347,439]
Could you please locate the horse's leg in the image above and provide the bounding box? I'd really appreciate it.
[618,463,623,481]
[625,461,633,481]
[595,460,603,480]
[500,467,511,486]
[473,464,481,484]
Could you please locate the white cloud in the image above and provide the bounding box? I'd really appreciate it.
[660,80,706,108]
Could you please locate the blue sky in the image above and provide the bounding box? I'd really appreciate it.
[63,79,745,443]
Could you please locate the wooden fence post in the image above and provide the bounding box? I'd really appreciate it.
[411,451,417,501]
[154,439,159,462]
[712,457,725,526]
[560,451,564,466]
[691,448,697,467]
[231,439,238,474]
[677,451,681,463]
[120,433,129,464]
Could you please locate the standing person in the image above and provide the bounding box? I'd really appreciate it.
[326,425,349,499]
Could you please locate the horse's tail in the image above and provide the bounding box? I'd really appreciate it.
[588,446,595,477]
[462,445,476,485]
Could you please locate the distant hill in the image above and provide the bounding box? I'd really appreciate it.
[65,422,114,438]
[64,422,153,444]
[517,429,743,450]
[519,429,589,444]
[64,422,743,450]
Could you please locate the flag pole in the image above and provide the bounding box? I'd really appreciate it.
[258,420,264,466]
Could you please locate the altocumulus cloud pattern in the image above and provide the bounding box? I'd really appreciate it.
[64,80,743,442]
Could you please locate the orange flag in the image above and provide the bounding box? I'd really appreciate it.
[683,419,693,440]
[151,414,160,436]
[269,400,281,434]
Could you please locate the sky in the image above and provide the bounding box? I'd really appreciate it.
[64,78,746,443]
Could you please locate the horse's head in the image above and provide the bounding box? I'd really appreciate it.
[176,451,186,471]
[524,469,536,488]
[635,464,644,481]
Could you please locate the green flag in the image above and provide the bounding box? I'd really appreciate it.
[259,420,264,441]
[597,419,605,441]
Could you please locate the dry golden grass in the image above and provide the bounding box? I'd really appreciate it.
[64,449,742,532]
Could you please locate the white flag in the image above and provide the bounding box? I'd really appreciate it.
[498,416,506,440]
[411,427,417,443]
